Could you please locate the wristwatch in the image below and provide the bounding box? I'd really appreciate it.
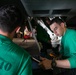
[51,58,57,68]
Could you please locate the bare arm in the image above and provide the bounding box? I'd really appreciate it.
[39,58,71,70]
[56,59,70,68]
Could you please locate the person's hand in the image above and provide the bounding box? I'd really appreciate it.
[39,57,52,70]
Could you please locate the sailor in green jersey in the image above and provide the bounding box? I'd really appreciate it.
[0,5,32,75]
[39,17,76,75]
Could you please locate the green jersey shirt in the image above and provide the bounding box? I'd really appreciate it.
[60,29,76,68]
[0,35,32,75]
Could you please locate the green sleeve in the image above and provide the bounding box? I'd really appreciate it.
[67,35,76,68]
[60,30,76,68]
[68,55,76,68]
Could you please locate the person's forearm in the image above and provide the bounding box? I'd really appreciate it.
[56,59,71,68]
